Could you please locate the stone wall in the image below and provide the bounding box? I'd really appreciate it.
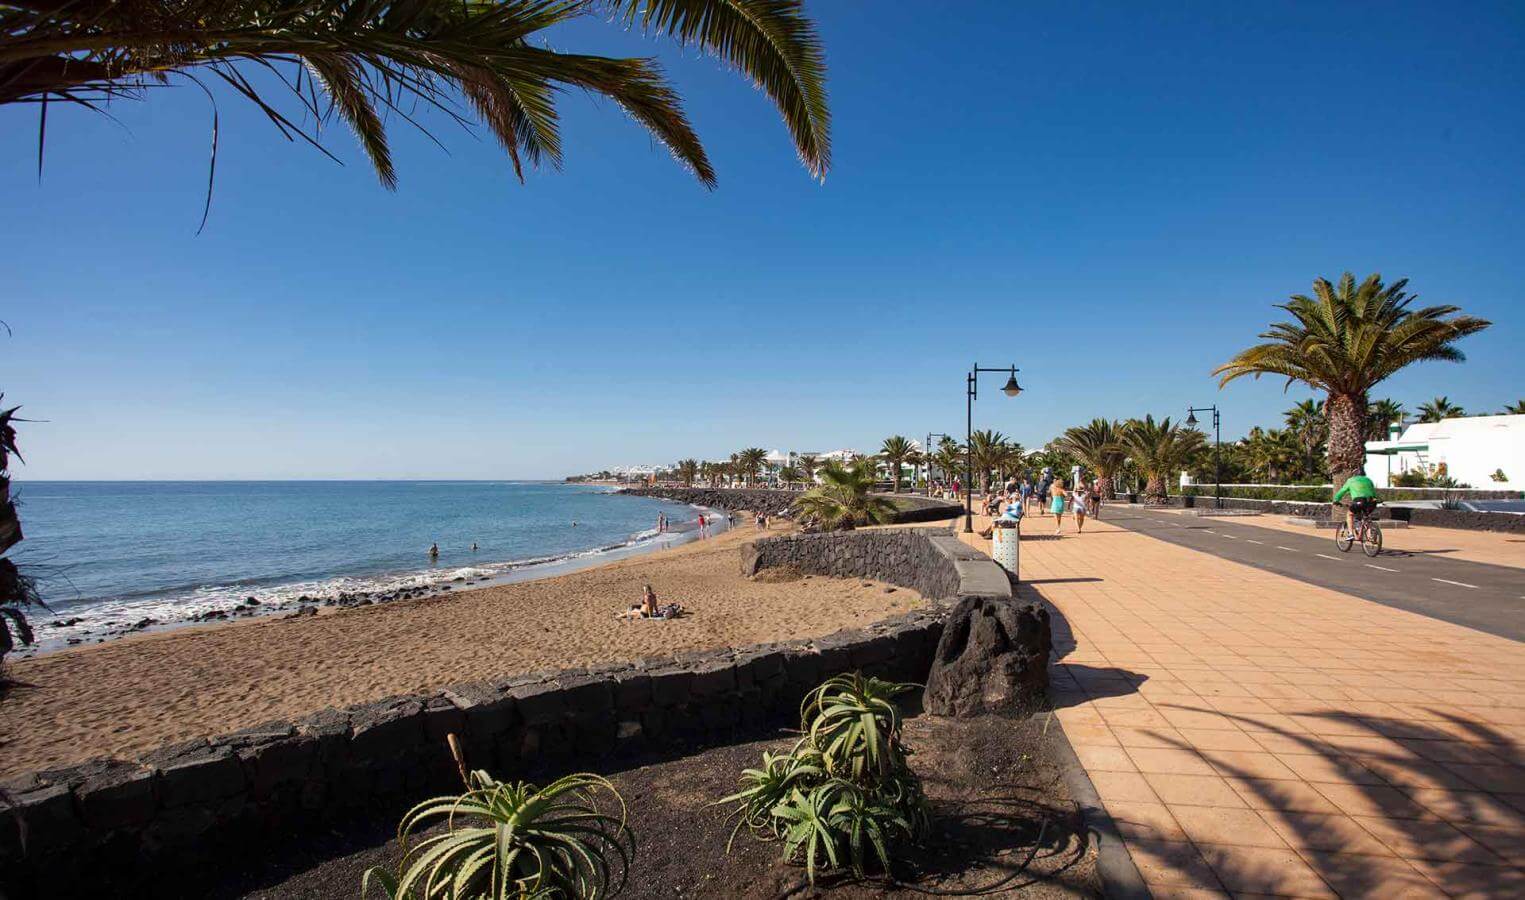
[619,487,962,524]
[0,530,1009,898]
[1398,508,1525,534]
[741,527,1010,605]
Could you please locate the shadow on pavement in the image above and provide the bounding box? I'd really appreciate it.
[1144,700,1524,896]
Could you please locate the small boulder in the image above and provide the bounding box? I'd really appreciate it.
[924,597,1051,718]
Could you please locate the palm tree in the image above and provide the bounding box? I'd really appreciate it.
[1417,396,1466,423]
[967,429,1008,495]
[1504,400,1525,415]
[1282,399,1326,480]
[878,435,917,494]
[1365,398,1408,442]
[778,464,802,489]
[1120,415,1205,503]
[735,447,768,486]
[791,460,896,531]
[1055,419,1125,499]
[1241,427,1301,483]
[931,438,963,490]
[796,454,820,485]
[1,398,38,663]
[4,1,830,210]
[994,442,1026,485]
[674,459,699,487]
[1215,273,1490,487]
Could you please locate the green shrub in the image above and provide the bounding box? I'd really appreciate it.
[719,672,929,883]
[363,737,634,900]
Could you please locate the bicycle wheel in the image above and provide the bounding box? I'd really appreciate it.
[1362,522,1383,557]
[1334,523,1354,552]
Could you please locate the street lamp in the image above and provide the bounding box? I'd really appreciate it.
[965,364,1022,533]
[925,431,950,495]
[1186,405,1222,509]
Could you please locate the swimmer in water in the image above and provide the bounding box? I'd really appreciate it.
[428,542,439,559]
[470,542,478,552]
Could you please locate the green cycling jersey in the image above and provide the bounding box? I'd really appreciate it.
[1332,474,1379,503]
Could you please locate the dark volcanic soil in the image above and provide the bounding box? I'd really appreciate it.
[212,712,1097,899]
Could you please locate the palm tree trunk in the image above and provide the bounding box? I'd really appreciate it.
[1326,391,1368,488]
[1144,474,1167,503]
[1098,471,1116,501]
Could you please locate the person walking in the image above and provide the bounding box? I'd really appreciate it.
[1073,486,1088,533]
[1049,479,1067,536]
[1089,478,1104,519]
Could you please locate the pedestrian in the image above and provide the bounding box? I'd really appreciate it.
[1019,477,1033,512]
[1089,478,1103,519]
[698,513,707,537]
[1073,486,1088,533]
[1049,479,1067,536]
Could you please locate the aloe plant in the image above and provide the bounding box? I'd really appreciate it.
[719,672,929,883]
[364,738,634,900]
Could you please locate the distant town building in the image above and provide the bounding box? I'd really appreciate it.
[1364,414,1524,489]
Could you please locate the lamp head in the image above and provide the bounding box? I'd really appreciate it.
[1185,410,1199,427]
[1002,374,1022,397]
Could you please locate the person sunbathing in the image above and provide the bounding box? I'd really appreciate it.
[619,584,661,620]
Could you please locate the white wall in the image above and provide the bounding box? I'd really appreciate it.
[1367,415,1524,489]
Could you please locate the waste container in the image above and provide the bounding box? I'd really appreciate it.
[991,519,1020,579]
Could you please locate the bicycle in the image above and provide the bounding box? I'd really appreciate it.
[1334,502,1383,557]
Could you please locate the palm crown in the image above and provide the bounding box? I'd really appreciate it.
[1215,273,1488,484]
[877,435,917,493]
[1417,396,1466,422]
[4,0,831,193]
[791,459,895,531]
[1120,415,1204,502]
[1054,418,1124,498]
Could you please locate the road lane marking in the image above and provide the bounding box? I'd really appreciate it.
[1246,539,1264,545]
[1220,533,1237,539]
[1277,546,1298,552]
[1432,578,1478,589]
[1366,564,1399,572]
[1316,554,1342,561]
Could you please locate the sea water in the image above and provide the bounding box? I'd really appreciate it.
[7,481,715,653]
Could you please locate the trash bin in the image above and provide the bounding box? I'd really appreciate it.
[991,519,1020,579]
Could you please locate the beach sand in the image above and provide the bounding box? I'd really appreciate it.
[0,524,922,777]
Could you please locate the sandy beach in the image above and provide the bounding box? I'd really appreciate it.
[0,524,922,777]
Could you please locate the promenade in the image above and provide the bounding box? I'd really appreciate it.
[962,505,1525,898]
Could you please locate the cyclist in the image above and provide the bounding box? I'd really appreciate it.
[1332,468,1380,534]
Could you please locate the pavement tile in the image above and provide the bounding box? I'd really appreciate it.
[1110,725,1186,749]
[1222,777,1342,814]
[1088,770,1160,804]
[1174,728,1265,753]
[1143,773,1248,808]
[1104,800,1187,842]
[1406,789,1525,828]
[1194,844,1336,898]
[1060,722,1118,747]
[1170,806,1288,848]
[1073,744,1137,772]
[1442,763,1525,794]
[1123,837,1225,890]
[1127,746,1218,776]
[1257,811,1396,855]
[1353,815,1511,866]
[1300,851,1446,899]
[1200,750,1301,781]
[1411,861,1525,900]
[1273,752,1388,785]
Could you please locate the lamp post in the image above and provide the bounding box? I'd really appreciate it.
[965,364,1022,533]
[924,431,950,495]
[1185,405,1222,509]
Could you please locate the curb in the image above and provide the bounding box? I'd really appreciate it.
[1047,715,1152,899]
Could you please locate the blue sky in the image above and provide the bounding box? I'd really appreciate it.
[3,1,1522,479]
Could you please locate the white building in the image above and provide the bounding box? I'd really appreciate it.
[1363,414,1525,490]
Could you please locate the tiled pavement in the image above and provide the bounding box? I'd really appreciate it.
[959,509,1525,898]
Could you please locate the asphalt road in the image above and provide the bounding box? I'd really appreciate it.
[1102,506,1525,643]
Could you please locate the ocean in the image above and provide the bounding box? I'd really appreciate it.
[6,481,718,654]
